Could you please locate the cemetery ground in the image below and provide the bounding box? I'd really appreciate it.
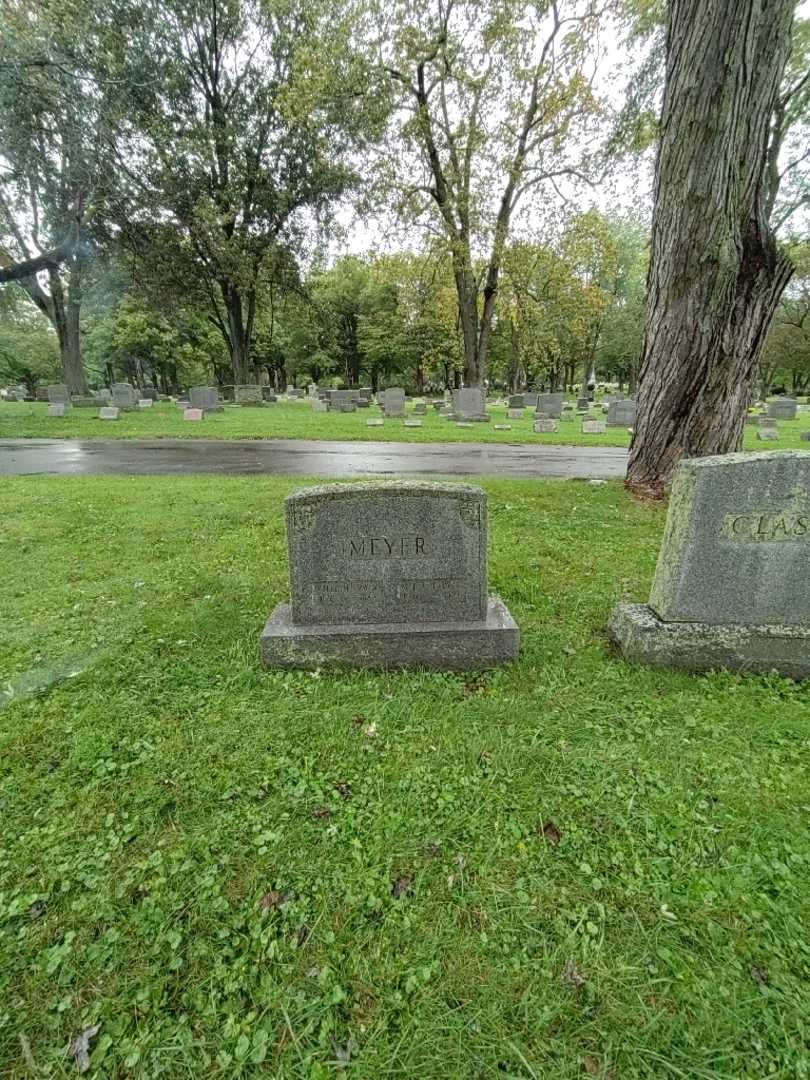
[3,399,810,450]
[2,475,809,1079]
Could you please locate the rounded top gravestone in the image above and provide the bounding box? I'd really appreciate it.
[261,480,519,669]
[285,481,487,626]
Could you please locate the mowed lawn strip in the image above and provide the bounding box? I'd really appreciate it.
[2,400,810,450]
[1,475,808,1078]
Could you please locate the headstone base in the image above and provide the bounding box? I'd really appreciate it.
[609,602,810,680]
[261,597,519,671]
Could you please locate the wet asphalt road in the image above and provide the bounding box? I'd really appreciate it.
[0,438,628,480]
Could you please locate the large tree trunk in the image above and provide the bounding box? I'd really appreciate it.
[453,255,481,386]
[626,0,796,499]
[49,265,88,396]
[222,283,251,383]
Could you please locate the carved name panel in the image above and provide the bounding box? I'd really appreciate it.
[285,482,488,626]
[649,451,810,626]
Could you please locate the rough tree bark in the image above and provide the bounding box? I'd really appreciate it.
[626,0,797,499]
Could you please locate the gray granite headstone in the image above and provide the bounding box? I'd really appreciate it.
[47,403,68,417]
[47,384,70,405]
[261,482,519,670]
[533,418,558,433]
[383,388,406,417]
[508,394,525,408]
[112,383,137,409]
[235,384,264,405]
[98,406,120,421]
[607,400,636,427]
[452,388,489,421]
[767,397,797,420]
[190,386,222,413]
[582,420,606,434]
[757,427,779,441]
[537,393,564,418]
[610,451,810,678]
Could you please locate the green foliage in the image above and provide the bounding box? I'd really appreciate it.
[102,0,387,376]
[1,474,809,1076]
[761,242,810,392]
[83,297,229,389]
[0,306,60,393]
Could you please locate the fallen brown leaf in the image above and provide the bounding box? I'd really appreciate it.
[260,891,282,911]
[541,820,562,845]
[583,1054,600,1074]
[391,876,412,899]
[312,806,332,819]
[334,782,352,799]
[751,966,770,985]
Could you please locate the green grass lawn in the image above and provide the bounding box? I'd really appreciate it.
[2,475,809,1078]
[3,399,810,450]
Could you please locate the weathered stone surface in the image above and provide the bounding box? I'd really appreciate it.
[649,451,810,626]
[767,397,797,420]
[261,481,519,669]
[112,383,137,409]
[262,599,518,671]
[537,393,564,418]
[606,400,636,427]
[235,384,264,405]
[413,402,427,415]
[98,406,119,420]
[508,394,525,408]
[137,399,153,409]
[609,603,810,680]
[451,388,489,421]
[404,419,422,427]
[382,388,406,417]
[190,386,221,412]
[610,450,810,679]
[582,420,606,434]
[757,428,779,441]
[493,424,512,430]
[507,409,525,419]
[533,419,558,433]
[47,404,68,417]
[183,408,204,421]
[312,399,328,412]
[47,384,70,404]
[366,418,384,427]
[71,397,98,408]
